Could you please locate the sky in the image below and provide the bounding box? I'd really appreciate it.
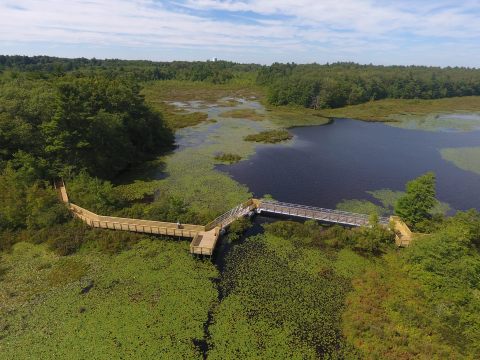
[1,0,480,66]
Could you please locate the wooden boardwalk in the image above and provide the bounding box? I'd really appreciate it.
[56,182,414,256]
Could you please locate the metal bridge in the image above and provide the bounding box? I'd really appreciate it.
[56,182,412,256]
[257,200,390,227]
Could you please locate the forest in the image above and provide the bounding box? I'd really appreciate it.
[1,55,480,358]
[258,62,480,109]
[0,55,259,83]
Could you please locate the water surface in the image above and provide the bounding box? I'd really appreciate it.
[218,118,480,211]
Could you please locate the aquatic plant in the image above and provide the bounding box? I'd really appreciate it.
[0,240,218,359]
[213,153,242,164]
[441,147,480,175]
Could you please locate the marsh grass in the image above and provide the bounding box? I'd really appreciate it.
[142,79,262,103]
[320,96,480,125]
[149,100,209,130]
[219,108,265,121]
[244,129,293,143]
[266,105,331,127]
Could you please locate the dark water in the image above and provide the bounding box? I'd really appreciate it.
[218,119,480,211]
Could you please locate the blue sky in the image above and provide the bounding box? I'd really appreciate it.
[1,0,480,66]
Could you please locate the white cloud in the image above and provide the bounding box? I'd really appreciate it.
[0,0,479,65]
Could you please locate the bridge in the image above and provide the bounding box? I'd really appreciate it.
[56,182,413,256]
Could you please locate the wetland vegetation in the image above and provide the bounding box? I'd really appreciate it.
[244,129,293,143]
[213,153,242,164]
[441,147,480,175]
[1,56,480,359]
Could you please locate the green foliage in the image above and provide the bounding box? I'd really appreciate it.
[395,172,437,229]
[45,222,88,256]
[144,194,197,223]
[244,129,292,143]
[166,111,209,129]
[85,229,147,255]
[0,74,173,180]
[263,219,395,254]
[318,96,480,124]
[343,210,480,358]
[0,55,259,84]
[263,220,320,246]
[67,171,124,214]
[259,62,480,109]
[0,164,69,231]
[353,224,395,254]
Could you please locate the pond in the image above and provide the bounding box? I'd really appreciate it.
[217,118,480,212]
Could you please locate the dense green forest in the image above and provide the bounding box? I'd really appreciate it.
[0,55,259,83]
[0,74,173,179]
[258,62,480,109]
[1,55,480,358]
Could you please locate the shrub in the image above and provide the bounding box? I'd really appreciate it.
[214,153,242,164]
[46,222,88,256]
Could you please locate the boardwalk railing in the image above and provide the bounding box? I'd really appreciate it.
[57,181,415,255]
[258,200,390,227]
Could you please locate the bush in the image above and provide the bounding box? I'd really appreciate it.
[46,222,88,256]
[395,172,436,230]
[214,153,242,164]
[26,184,70,229]
[66,171,124,214]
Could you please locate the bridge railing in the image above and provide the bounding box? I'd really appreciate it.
[258,200,390,225]
[205,199,256,231]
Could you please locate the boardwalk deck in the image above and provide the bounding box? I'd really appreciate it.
[190,229,220,256]
[56,182,415,256]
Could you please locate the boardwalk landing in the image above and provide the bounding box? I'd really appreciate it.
[56,183,414,256]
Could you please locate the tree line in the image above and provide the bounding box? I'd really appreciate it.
[0,55,259,84]
[257,62,480,109]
